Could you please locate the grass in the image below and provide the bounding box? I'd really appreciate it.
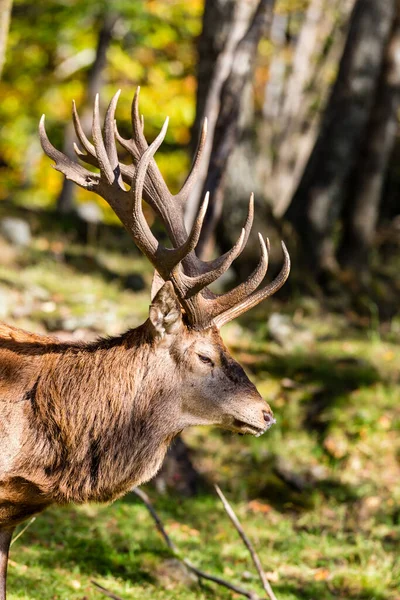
[1,207,400,600]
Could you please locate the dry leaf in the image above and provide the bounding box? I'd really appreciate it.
[247,499,272,514]
[313,568,331,581]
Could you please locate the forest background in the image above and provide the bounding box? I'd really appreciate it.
[0,0,399,599]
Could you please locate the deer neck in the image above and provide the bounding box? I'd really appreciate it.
[22,325,182,504]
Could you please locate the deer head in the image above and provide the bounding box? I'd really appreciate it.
[38,89,290,438]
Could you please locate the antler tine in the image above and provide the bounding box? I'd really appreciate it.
[177,117,208,204]
[213,241,291,329]
[180,228,246,297]
[104,90,122,174]
[204,234,269,316]
[72,94,140,189]
[130,118,169,259]
[73,140,136,188]
[196,193,253,280]
[241,192,254,251]
[116,115,181,229]
[39,115,99,189]
[130,121,210,274]
[131,86,149,153]
[174,192,209,263]
[72,96,133,191]
[72,100,96,157]
[92,93,115,185]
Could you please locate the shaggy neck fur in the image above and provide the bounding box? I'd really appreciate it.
[3,323,182,505]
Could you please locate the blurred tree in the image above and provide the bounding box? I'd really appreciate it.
[269,0,354,218]
[56,10,119,214]
[187,0,275,260]
[0,0,13,78]
[285,0,397,276]
[185,0,256,229]
[338,2,400,275]
[197,0,275,259]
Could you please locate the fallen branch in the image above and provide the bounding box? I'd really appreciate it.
[92,580,124,600]
[10,517,36,547]
[132,487,262,600]
[93,486,279,600]
[215,485,278,600]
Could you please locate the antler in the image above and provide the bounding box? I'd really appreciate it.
[39,89,290,329]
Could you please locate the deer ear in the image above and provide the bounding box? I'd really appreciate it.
[149,281,182,339]
[150,270,165,301]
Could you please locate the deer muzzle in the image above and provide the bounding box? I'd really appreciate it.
[231,402,276,437]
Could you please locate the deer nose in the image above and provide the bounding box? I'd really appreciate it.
[262,410,276,428]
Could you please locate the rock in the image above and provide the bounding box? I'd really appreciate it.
[51,329,99,343]
[0,217,31,247]
[273,457,329,491]
[153,558,198,589]
[30,285,50,301]
[76,202,103,223]
[273,456,309,492]
[267,313,314,350]
[267,313,292,346]
[44,313,98,332]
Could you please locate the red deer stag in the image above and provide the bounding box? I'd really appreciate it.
[0,89,290,599]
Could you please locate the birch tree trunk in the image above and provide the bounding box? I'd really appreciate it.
[0,0,13,78]
[271,0,353,217]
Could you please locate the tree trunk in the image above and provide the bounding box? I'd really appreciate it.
[185,0,255,230]
[285,0,396,275]
[338,4,400,274]
[56,12,118,214]
[271,0,353,217]
[0,0,13,78]
[153,436,205,497]
[263,11,289,124]
[196,0,275,259]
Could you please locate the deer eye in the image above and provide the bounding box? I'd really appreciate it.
[197,353,214,367]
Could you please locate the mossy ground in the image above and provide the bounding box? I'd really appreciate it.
[1,207,399,600]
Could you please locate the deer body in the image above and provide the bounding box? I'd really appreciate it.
[0,89,290,598]
[0,324,174,524]
[0,311,270,525]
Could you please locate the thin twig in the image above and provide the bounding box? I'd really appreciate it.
[10,517,36,547]
[132,487,261,600]
[215,485,278,600]
[132,487,175,551]
[92,580,124,600]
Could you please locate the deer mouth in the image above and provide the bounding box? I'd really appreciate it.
[232,417,276,437]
